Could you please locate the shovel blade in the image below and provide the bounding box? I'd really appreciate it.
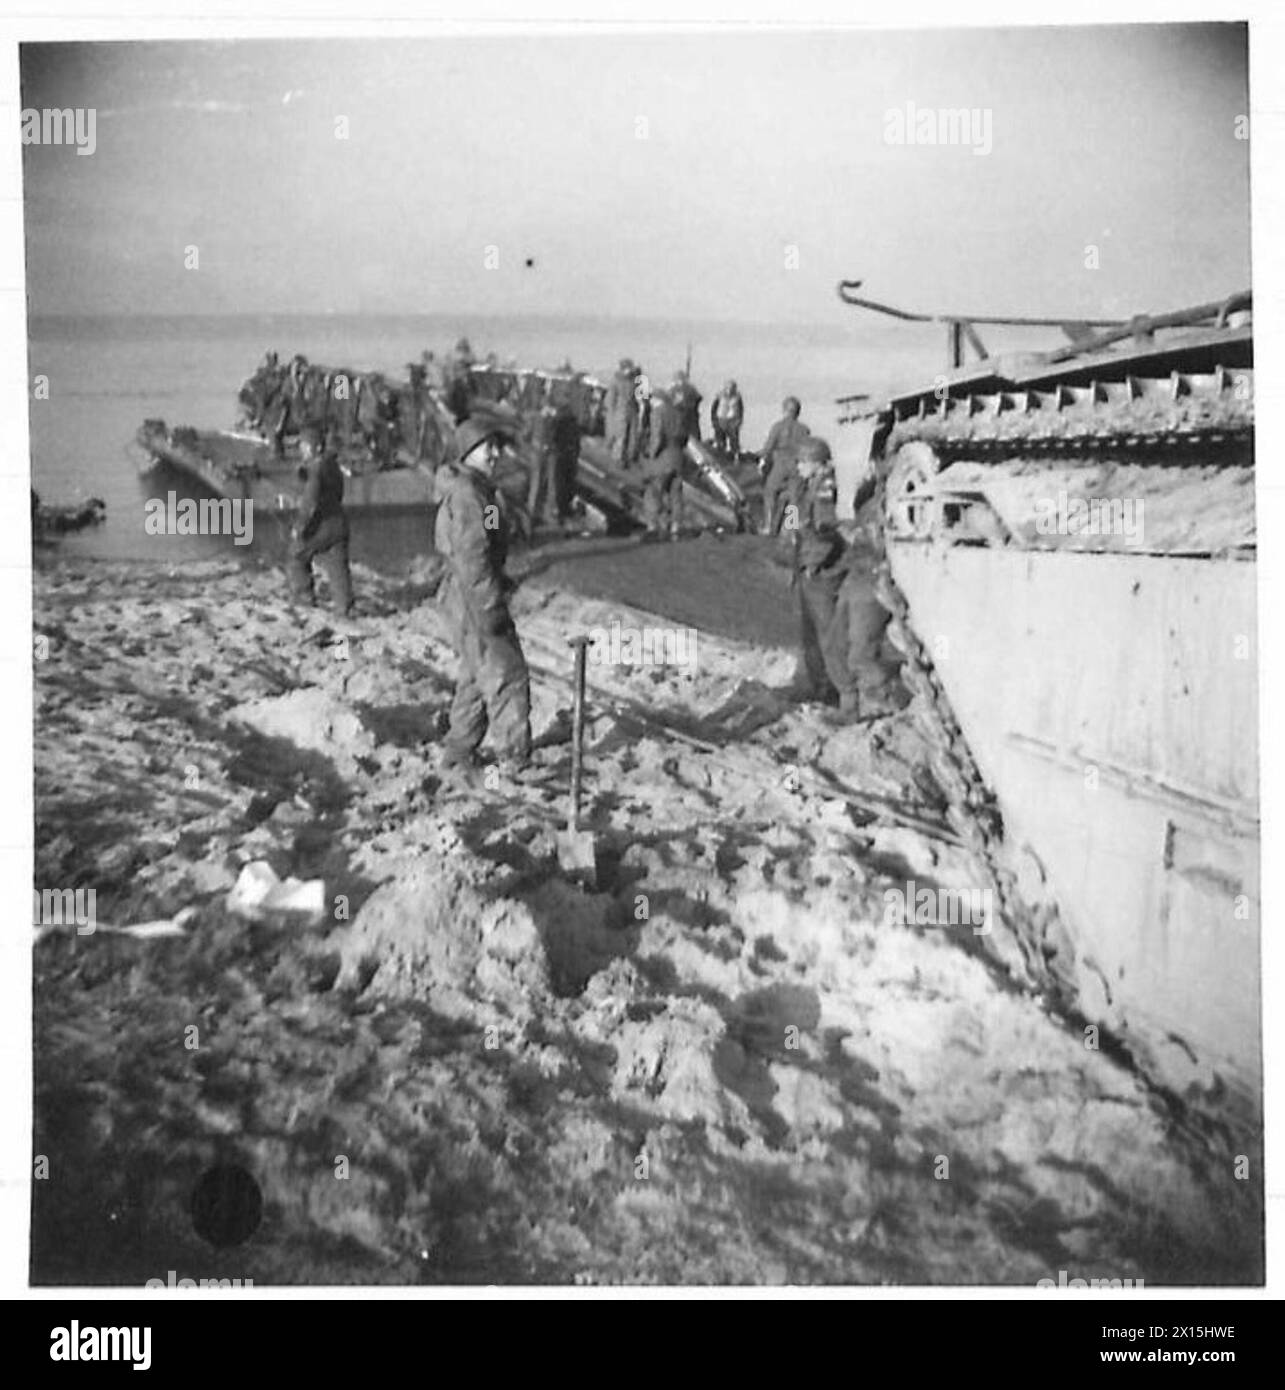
[556,828,598,887]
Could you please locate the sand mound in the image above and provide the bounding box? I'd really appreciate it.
[330,857,550,1015]
[231,688,376,773]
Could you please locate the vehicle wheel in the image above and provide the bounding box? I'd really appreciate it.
[885,440,942,540]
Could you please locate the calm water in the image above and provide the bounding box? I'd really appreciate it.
[28,310,957,569]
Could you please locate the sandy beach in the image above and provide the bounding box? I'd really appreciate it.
[30,543,1259,1285]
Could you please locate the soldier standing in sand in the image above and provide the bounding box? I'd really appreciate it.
[832,452,898,717]
[784,436,862,720]
[759,396,811,535]
[287,425,353,616]
[434,418,534,776]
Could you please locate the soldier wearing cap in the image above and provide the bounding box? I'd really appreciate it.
[783,436,862,718]
[759,396,811,535]
[287,425,353,616]
[643,387,688,540]
[434,417,532,773]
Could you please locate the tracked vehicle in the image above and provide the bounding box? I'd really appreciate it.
[835,286,1257,1120]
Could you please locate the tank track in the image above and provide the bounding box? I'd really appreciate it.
[873,548,1054,988]
[869,364,1256,1049]
[887,366,1253,460]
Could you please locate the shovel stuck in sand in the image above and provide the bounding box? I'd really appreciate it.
[556,634,597,887]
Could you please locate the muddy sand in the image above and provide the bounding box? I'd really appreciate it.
[31,539,1260,1285]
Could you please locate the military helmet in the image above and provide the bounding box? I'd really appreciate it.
[799,436,832,465]
[455,416,502,463]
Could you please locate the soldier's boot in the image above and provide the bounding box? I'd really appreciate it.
[819,690,863,728]
[286,549,316,606]
[442,650,489,773]
[319,538,354,616]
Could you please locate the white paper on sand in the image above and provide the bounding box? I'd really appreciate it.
[228,860,326,918]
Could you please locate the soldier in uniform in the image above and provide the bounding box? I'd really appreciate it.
[298,362,329,437]
[711,380,744,457]
[550,384,581,525]
[443,338,476,423]
[643,387,688,540]
[605,357,636,465]
[759,396,811,535]
[356,373,395,469]
[264,356,304,460]
[831,454,898,716]
[328,368,359,454]
[631,365,651,468]
[403,362,428,460]
[525,398,559,535]
[671,370,703,443]
[783,436,861,718]
[434,418,533,774]
[287,426,353,616]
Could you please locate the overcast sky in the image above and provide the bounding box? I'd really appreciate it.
[20,24,1250,323]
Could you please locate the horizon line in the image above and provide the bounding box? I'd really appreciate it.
[26,306,870,332]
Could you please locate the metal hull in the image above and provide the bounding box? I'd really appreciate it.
[887,541,1260,1105]
[136,423,434,515]
[137,420,745,533]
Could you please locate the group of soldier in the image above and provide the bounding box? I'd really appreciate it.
[601,360,752,540]
[240,352,408,468]
[240,344,501,472]
[602,359,747,464]
[282,342,892,778]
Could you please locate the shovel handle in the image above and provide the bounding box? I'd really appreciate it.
[567,635,591,829]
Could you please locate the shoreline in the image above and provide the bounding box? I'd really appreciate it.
[30,554,1261,1285]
